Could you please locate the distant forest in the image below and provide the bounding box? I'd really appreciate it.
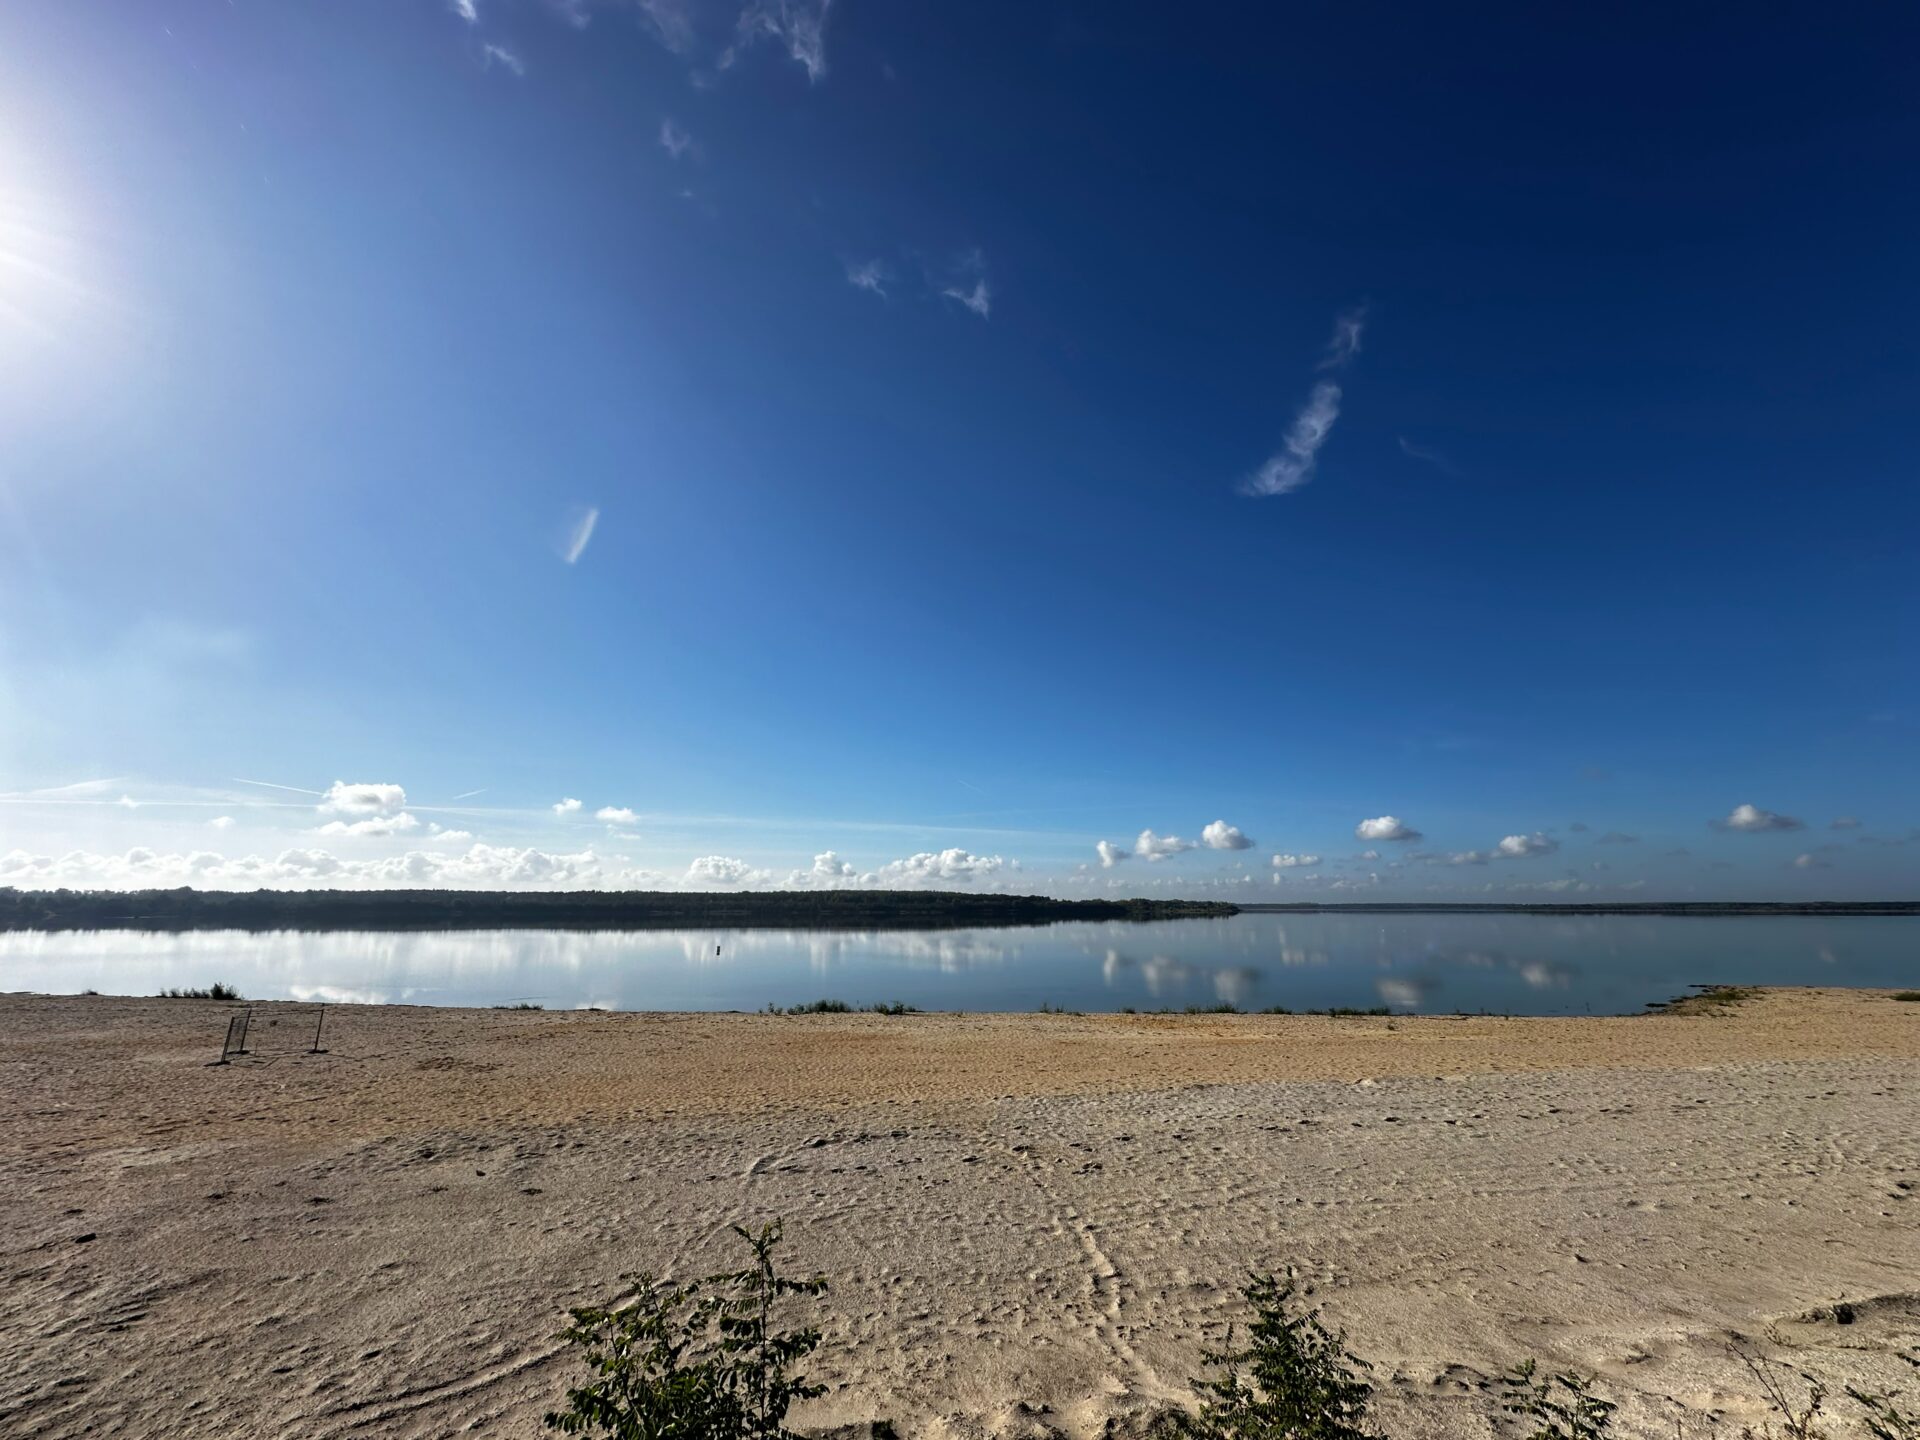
[1239,901,1920,916]
[0,887,1241,933]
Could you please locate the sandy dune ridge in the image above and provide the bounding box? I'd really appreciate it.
[1,988,1916,1439]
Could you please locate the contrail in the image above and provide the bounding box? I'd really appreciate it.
[451,788,487,801]
[232,778,326,796]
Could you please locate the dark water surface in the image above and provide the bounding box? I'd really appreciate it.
[2,913,1914,1014]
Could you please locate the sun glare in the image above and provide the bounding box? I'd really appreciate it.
[0,131,105,373]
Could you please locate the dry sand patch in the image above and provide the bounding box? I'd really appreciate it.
[1,989,1916,1439]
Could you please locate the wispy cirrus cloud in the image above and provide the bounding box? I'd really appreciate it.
[482,42,525,76]
[659,118,697,160]
[1397,437,1461,476]
[1318,304,1367,369]
[634,0,695,50]
[1241,305,1366,499]
[1241,383,1341,497]
[844,258,890,298]
[451,0,479,22]
[722,0,831,81]
[935,249,991,319]
[560,504,599,564]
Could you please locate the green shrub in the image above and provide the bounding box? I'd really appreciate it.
[1178,1272,1378,1440]
[1502,1361,1616,1440]
[1891,991,1920,1003]
[547,1222,826,1440]
[764,1000,852,1015]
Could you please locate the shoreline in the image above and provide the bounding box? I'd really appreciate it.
[4,988,1916,1439]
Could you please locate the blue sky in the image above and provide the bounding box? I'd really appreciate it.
[0,0,1915,898]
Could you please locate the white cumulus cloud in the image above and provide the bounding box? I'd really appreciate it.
[209,816,236,830]
[1201,820,1255,851]
[320,781,407,817]
[1355,815,1421,842]
[553,797,583,816]
[596,806,637,824]
[1096,840,1128,869]
[1495,833,1558,858]
[868,848,1009,885]
[1134,829,1194,862]
[0,842,644,891]
[1717,803,1804,833]
[1271,853,1322,869]
[686,855,768,887]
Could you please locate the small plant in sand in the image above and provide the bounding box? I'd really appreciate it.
[1502,1361,1616,1440]
[547,1221,826,1440]
[1730,1340,1830,1440]
[1178,1271,1380,1440]
[1891,991,1920,1003]
[1648,986,1755,1017]
[1849,1383,1920,1440]
[763,1000,853,1015]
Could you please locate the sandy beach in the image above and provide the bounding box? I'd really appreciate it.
[2,988,1916,1439]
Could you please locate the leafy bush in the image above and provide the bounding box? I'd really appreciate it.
[159,982,242,1000]
[547,1222,826,1440]
[1891,991,1920,1003]
[1178,1272,1378,1440]
[1503,1361,1616,1440]
[764,1000,852,1015]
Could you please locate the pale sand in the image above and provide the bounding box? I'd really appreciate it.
[2,988,1917,1439]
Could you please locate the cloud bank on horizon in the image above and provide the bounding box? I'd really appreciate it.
[0,773,1888,899]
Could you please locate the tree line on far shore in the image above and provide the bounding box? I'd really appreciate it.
[0,886,1239,933]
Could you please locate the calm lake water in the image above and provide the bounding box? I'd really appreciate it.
[1,913,1914,1015]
